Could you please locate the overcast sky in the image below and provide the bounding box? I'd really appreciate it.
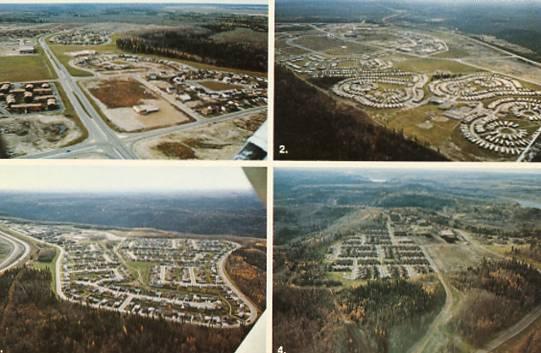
[0,0,267,4]
[0,163,255,193]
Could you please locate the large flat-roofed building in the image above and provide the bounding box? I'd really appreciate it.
[133,104,160,115]
[19,45,36,54]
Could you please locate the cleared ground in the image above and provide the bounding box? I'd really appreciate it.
[198,80,243,91]
[392,56,479,74]
[88,78,155,109]
[0,51,56,82]
[463,56,541,85]
[0,114,83,157]
[134,112,266,159]
[0,237,14,263]
[84,77,193,132]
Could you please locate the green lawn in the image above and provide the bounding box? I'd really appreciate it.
[0,239,13,262]
[394,57,480,74]
[32,247,59,295]
[48,33,124,77]
[0,48,56,82]
[125,261,157,287]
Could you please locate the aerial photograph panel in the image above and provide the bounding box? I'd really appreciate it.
[273,166,541,353]
[0,164,267,353]
[275,0,541,161]
[0,1,268,159]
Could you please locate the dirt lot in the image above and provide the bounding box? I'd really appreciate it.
[88,77,155,108]
[134,112,266,159]
[0,114,82,157]
[84,77,193,132]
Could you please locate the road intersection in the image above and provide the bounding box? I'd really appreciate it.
[25,36,266,160]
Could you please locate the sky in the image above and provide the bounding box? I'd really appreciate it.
[0,163,255,192]
[0,0,267,4]
[278,164,541,177]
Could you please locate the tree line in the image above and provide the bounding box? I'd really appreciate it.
[274,67,449,161]
[0,268,251,353]
[116,29,267,72]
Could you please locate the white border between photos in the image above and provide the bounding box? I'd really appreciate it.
[2,2,541,353]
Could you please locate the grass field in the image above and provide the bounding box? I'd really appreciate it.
[0,49,56,82]
[295,35,346,52]
[32,247,58,294]
[394,56,480,74]
[125,261,156,288]
[198,80,243,91]
[48,33,123,77]
[324,42,379,56]
[384,104,460,147]
[0,238,13,262]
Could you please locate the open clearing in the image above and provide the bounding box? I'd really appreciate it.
[0,114,83,157]
[392,56,479,74]
[0,237,13,263]
[198,80,243,91]
[83,77,192,132]
[0,52,56,82]
[88,78,155,109]
[463,56,541,84]
[134,111,266,159]
[48,33,123,77]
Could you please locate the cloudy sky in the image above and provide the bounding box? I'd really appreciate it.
[0,163,255,192]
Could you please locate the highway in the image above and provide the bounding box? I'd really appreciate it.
[26,36,267,160]
[409,230,541,353]
[0,229,31,274]
[38,36,136,159]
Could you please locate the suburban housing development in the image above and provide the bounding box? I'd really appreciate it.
[0,220,257,328]
[276,17,541,161]
[274,168,541,353]
[0,3,268,160]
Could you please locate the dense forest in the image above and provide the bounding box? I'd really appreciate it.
[273,279,445,353]
[451,259,541,347]
[0,136,7,159]
[510,240,541,263]
[273,67,448,161]
[273,234,445,353]
[116,21,267,72]
[225,243,267,311]
[0,268,250,353]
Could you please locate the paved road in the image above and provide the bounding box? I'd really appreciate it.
[407,245,455,353]
[477,304,541,353]
[24,36,266,160]
[2,226,68,300]
[38,36,136,159]
[0,230,31,274]
[218,242,259,325]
